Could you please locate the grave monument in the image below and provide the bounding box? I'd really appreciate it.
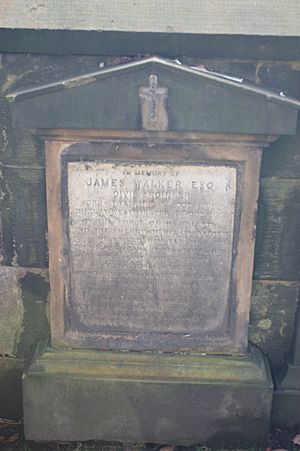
[7,57,300,445]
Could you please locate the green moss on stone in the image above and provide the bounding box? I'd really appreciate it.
[16,273,50,358]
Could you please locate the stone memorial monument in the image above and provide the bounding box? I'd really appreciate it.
[7,57,300,445]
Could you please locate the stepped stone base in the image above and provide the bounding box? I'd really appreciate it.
[23,346,272,446]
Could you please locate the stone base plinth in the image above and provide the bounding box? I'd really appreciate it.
[272,364,300,426]
[23,346,272,446]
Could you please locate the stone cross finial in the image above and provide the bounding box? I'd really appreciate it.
[139,74,168,131]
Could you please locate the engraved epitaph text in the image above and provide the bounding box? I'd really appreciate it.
[67,162,237,336]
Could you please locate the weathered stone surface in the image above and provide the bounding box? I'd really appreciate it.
[0,53,108,93]
[0,51,299,426]
[3,128,44,167]
[7,58,299,134]
[0,53,114,266]
[0,266,48,419]
[254,177,300,280]
[23,347,272,445]
[0,266,24,355]
[0,266,49,357]
[48,138,263,353]
[261,136,300,179]
[0,357,24,419]
[2,1,300,37]
[2,31,300,60]
[16,273,50,358]
[249,281,299,370]
[0,53,300,275]
[272,389,300,427]
[257,62,300,100]
[0,167,47,267]
[272,362,300,426]
[68,161,236,336]
[1,274,294,366]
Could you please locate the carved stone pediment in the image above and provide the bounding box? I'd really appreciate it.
[7,56,300,134]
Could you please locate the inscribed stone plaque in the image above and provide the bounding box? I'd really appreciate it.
[67,161,236,335]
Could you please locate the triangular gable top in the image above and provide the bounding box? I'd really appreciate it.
[6,56,300,135]
[7,56,300,108]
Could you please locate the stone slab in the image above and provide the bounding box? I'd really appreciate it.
[67,161,236,337]
[2,1,300,37]
[46,138,264,354]
[23,346,273,445]
[1,31,300,60]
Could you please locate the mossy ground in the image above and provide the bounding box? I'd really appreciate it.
[0,419,299,451]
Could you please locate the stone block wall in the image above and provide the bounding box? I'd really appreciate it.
[0,53,299,418]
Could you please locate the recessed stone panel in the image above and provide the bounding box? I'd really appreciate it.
[46,137,264,353]
[67,161,236,337]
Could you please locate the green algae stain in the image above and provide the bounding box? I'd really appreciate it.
[257,319,272,330]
